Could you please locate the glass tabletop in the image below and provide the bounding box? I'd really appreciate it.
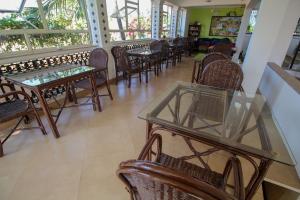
[127,48,161,56]
[3,64,94,87]
[138,81,296,166]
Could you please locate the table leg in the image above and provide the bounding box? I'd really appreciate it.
[35,90,60,138]
[146,121,153,160]
[90,73,102,112]
[0,142,3,157]
[191,61,197,83]
[245,159,273,200]
[145,60,149,84]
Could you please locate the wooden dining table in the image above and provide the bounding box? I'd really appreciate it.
[127,48,161,83]
[138,81,295,200]
[3,64,100,138]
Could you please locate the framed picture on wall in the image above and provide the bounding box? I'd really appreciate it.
[209,16,242,37]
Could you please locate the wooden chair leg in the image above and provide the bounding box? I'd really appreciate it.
[70,84,78,104]
[139,71,142,83]
[128,73,131,88]
[105,81,113,100]
[0,142,3,157]
[115,71,119,85]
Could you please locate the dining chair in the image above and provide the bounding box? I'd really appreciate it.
[111,46,142,88]
[0,83,47,157]
[117,133,245,200]
[73,48,113,106]
[210,43,233,57]
[192,53,229,83]
[149,40,163,75]
[199,60,244,91]
[160,40,175,68]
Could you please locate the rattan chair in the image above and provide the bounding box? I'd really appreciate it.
[111,46,142,88]
[73,48,113,106]
[0,83,47,157]
[117,134,245,200]
[160,40,175,68]
[199,60,243,91]
[149,40,163,75]
[192,53,229,83]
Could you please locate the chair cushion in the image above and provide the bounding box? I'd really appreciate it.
[0,99,29,123]
[158,153,224,189]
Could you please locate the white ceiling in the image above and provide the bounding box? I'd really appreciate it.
[173,0,250,7]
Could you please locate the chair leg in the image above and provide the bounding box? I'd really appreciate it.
[105,81,113,100]
[115,71,118,85]
[139,71,142,83]
[0,141,3,157]
[70,83,78,104]
[128,72,131,88]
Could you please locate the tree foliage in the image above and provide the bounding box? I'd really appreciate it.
[0,0,89,53]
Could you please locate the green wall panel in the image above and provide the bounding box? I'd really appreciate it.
[188,6,245,41]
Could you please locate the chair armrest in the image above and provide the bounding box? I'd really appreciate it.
[0,83,15,92]
[0,90,33,106]
[138,133,162,161]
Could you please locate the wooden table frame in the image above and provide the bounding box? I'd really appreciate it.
[145,122,273,200]
[127,50,161,83]
[5,69,100,138]
[141,84,280,200]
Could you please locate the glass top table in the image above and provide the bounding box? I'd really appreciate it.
[3,64,99,138]
[139,81,295,166]
[4,64,94,88]
[127,48,161,56]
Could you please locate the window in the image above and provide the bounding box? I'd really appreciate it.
[0,0,90,54]
[161,4,172,38]
[247,10,258,33]
[177,8,186,37]
[106,0,152,41]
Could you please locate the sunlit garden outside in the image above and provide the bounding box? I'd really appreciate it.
[0,0,89,53]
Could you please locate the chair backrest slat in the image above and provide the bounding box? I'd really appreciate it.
[200,60,243,91]
[117,160,235,200]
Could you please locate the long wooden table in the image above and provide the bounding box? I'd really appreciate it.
[3,64,100,138]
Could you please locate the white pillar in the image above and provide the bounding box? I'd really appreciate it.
[86,0,110,48]
[242,0,300,94]
[232,1,257,61]
[86,0,115,78]
[170,6,178,38]
[151,0,162,39]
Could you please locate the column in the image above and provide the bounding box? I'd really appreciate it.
[170,6,179,38]
[151,0,162,39]
[86,0,110,48]
[232,0,260,61]
[241,0,300,94]
[85,0,115,78]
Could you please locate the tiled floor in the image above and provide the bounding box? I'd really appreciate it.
[0,57,299,200]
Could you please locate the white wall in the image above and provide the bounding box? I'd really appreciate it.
[242,35,300,59]
[174,0,248,7]
[260,64,300,176]
[287,36,300,57]
[242,0,300,94]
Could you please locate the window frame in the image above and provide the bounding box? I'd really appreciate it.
[161,3,172,38]
[0,0,92,58]
[106,0,152,42]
